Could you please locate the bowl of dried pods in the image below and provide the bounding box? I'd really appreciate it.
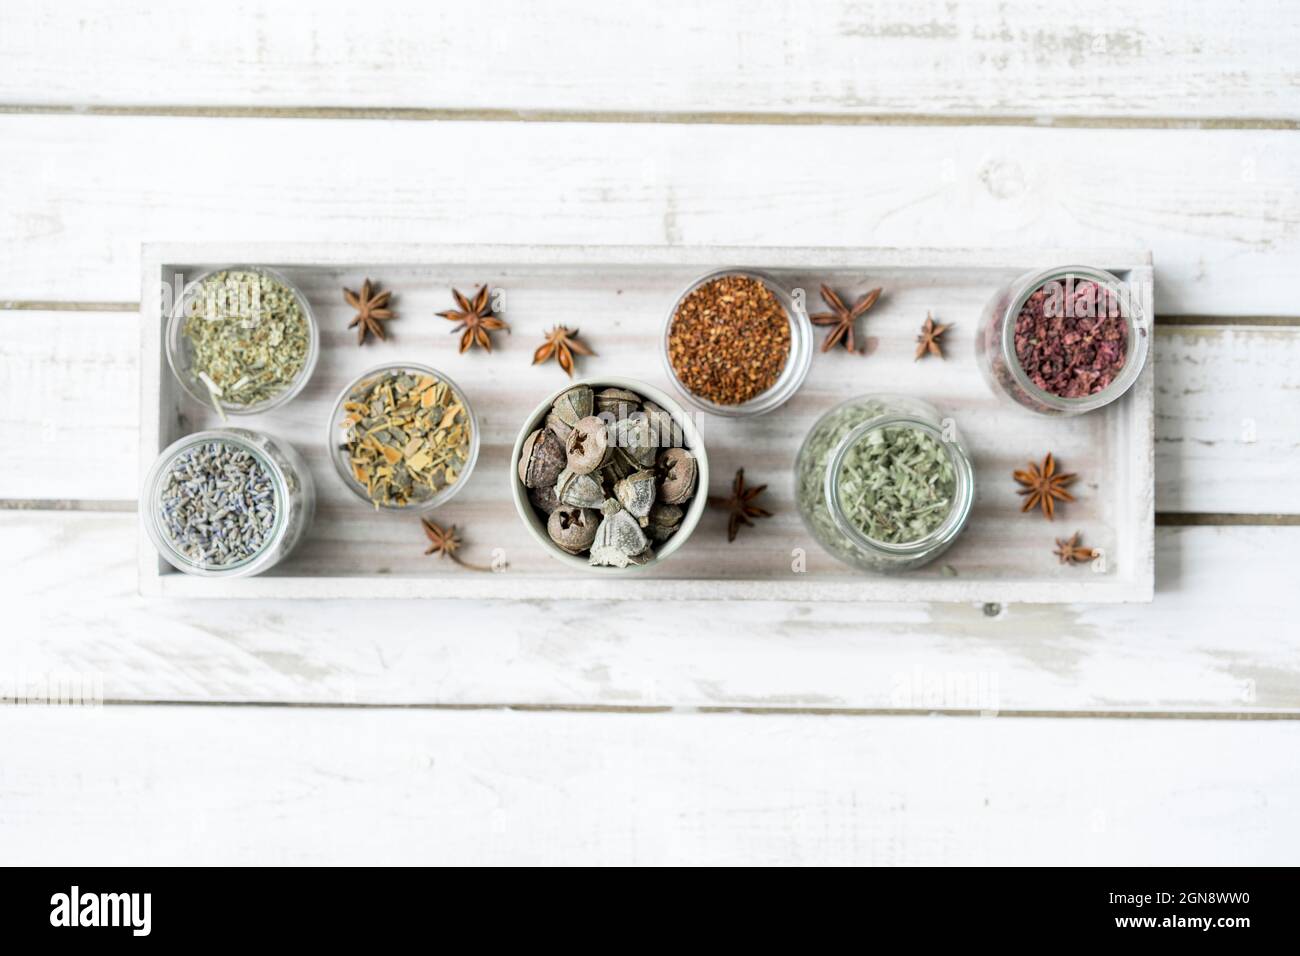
[510,378,709,571]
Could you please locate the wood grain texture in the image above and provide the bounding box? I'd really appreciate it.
[1156,325,1300,513]
[2,511,1292,711]
[0,116,1297,316]
[5,312,1293,513]
[1,705,1294,864]
[137,245,1153,603]
[1,0,1297,121]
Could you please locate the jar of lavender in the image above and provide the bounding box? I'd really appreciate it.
[795,395,974,573]
[143,428,315,577]
[975,265,1150,415]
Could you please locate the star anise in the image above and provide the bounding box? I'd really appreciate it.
[420,517,491,571]
[1013,453,1077,520]
[810,284,881,353]
[437,285,509,353]
[708,468,772,542]
[914,312,951,361]
[532,325,594,377]
[1053,531,1098,565]
[344,278,395,345]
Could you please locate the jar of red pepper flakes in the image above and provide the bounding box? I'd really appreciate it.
[976,266,1150,415]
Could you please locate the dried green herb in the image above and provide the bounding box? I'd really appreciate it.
[835,425,956,543]
[183,269,310,410]
[338,369,471,508]
[797,399,886,560]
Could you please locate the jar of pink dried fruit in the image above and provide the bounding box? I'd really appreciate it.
[976,265,1150,416]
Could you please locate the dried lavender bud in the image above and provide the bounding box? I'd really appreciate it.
[548,506,600,554]
[565,416,611,474]
[614,469,657,524]
[529,483,561,515]
[556,467,605,508]
[645,502,683,542]
[551,386,594,428]
[656,447,697,504]
[518,427,567,489]
[595,387,641,418]
[157,439,277,568]
[589,499,650,567]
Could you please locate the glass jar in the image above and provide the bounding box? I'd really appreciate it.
[662,268,813,417]
[165,265,320,415]
[976,265,1149,415]
[143,428,315,577]
[326,363,480,514]
[795,395,975,573]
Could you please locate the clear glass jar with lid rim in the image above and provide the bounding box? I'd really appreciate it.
[795,394,975,573]
[975,264,1150,415]
[661,268,814,417]
[142,427,315,578]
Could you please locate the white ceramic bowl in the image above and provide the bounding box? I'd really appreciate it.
[509,377,710,573]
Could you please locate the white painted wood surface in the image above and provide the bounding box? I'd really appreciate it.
[138,244,1153,602]
[1,0,1297,865]
[1,706,1294,865]
[0,117,1298,315]
[2,0,1297,121]
[3,512,1293,712]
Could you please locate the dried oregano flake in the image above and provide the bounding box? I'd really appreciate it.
[183,270,310,409]
[798,400,957,552]
[835,425,956,544]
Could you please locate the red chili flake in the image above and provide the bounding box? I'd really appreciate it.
[1013,279,1128,399]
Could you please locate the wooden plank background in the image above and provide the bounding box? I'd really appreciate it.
[2,706,1294,866]
[1,0,1298,865]
[2,1,1297,121]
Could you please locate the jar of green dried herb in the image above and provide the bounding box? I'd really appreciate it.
[166,266,319,415]
[795,395,974,573]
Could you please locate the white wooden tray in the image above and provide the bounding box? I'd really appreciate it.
[140,244,1154,602]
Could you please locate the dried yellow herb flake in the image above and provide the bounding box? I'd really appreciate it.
[336,368,472,508]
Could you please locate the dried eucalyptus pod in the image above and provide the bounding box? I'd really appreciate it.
[614,469,657,524]
[551,386,594,428]
[544,412,573,442]
[645,502,684,542]
[529,483,561,515]
[518,427,567,489]
[556,467,605,509]
[600,455,636,484]
[656,447,697,505]
[595,387,641,418]
[588,499,650,568]
[611,416,657,470]
[640,401,679,447]
[547,506,600,554]
[565,416,612,474]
